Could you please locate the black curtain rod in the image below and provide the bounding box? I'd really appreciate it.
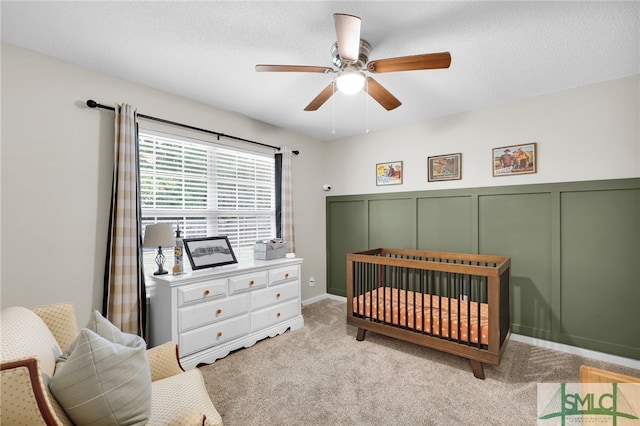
[86,100,299,155]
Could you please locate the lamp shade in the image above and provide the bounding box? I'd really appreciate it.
[143,223,175,248]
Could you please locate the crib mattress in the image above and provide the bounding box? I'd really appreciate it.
[352,287,489,345]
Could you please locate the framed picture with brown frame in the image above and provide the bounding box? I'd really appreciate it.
[427,153,462,182]
[492,142,537,177]
[376,161,403,186]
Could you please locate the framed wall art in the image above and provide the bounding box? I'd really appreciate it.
[183,236,238,270]
[427,153,462,182]
[376,161,403,186]
[492,143,537,177]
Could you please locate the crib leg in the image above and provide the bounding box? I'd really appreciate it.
[469,360,485,380]
[356,328,367,341]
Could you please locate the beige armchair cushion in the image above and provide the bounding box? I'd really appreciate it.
[146,342,186,382]
[150,368,223,425]
[0,307,61,377]
[31,303,79,351]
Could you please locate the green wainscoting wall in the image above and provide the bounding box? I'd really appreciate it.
[326,178,640,360]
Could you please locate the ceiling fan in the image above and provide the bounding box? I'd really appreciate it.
[255,13,451,111]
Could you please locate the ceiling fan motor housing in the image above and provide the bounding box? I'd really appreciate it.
[331,39,371,70]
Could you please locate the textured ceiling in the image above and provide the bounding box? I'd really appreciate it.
[2,1,638,141]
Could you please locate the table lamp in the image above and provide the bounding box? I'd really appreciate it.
[143,223,175,275]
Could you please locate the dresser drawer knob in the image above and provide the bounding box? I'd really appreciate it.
[216,308,222,315]
[276,312,281,318]
[276,293,281,298]
[284,273,289,278]
[204,290,210,296]
[217,331,223,337]
[249,280,255,286]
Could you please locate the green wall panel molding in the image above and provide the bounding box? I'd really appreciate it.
[326,178,640,359]
[479,192,554,334]
[417,196,474,253]
[559,189,639,352]
[369,198,415,250]
[326,200,368,297]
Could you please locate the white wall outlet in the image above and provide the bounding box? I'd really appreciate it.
[309,276,315,287]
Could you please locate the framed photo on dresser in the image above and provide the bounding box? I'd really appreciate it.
[183,236,238,270]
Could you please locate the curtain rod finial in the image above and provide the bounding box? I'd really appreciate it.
[86,99,98,108]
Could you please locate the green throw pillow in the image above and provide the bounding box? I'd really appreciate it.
[85,308,140,347]
[49,311,151,426]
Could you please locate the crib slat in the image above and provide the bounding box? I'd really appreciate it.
[447,270,452,342]
[404,266,408,330]
[465,274,472,347]
[420,268,425,335]
[456,272,461,344]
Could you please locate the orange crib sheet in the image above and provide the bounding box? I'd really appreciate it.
[352,287,489,345]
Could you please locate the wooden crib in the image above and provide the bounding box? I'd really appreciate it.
[347,248,511,379]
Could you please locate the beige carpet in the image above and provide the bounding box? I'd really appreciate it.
[199,299,638,425]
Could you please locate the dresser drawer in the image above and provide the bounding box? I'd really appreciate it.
[229,271,268,294]
[251,299,300,332]
[178,279,227,306]
[268,265,299,286]
[179,314,250,357]
[251,280,299,311]
[178,294,249,332]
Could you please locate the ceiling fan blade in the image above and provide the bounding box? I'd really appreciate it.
[366,77,401,111]
[368,52,451,73]
[304,82,335,111]
[256,64,335,73]
[334,13,361,62]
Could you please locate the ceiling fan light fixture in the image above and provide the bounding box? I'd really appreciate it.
[336,71,365,95]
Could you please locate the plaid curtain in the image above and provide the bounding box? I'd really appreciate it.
[280,146,295,253]
[102,103,146,336]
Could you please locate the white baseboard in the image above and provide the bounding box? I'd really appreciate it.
[302,293,345,306]
[302,293,640,370]
[510,333,639,370]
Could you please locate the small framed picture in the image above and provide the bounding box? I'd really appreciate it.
[493,143,537,177]
[427,153,462,182]
[183,236,238,270]
[376,161,403,186]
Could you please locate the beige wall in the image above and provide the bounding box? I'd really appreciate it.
[326,75,639,195]
[1,44,328,325]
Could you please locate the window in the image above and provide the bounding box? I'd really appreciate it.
[139,131,276,270]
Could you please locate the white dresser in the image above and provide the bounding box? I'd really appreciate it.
[148,257,303,369]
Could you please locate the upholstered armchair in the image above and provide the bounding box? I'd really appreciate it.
[1,302,223,425]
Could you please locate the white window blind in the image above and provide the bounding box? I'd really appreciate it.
[139,131,276,267]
